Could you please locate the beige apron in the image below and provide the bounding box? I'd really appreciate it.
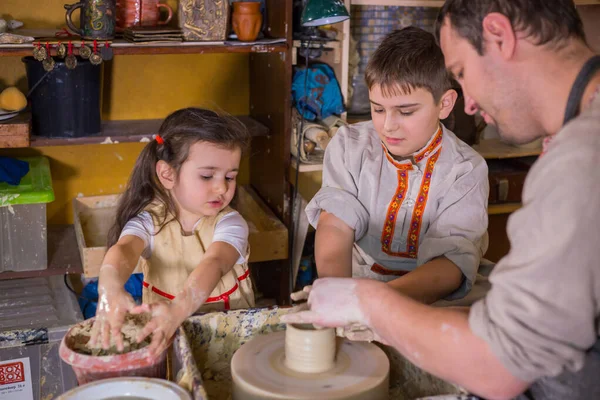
[140,205,255,312]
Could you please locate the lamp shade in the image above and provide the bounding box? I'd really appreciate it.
[301,0,350,27]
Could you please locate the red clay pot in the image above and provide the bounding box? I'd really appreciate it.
[232,1,262,42]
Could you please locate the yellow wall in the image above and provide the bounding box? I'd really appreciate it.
[1,0,250,224]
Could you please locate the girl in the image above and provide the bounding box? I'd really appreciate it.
[89,108,255,358]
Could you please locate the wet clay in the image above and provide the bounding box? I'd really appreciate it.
[230,324,390,399]
[70,314,152,356]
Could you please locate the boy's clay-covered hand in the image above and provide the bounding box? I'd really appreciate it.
[89,265,137,352]
[131,301,185,360]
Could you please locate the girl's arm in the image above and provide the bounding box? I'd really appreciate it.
[135,241,241,358]
[386,256,463,304]
[314,211,355,278]
[171,241,240,317]
[100,235,146,285]
[90,235,146,350]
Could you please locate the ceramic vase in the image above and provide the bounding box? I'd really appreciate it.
[232,1,262,42]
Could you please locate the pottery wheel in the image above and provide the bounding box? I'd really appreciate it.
[231,331,390,400]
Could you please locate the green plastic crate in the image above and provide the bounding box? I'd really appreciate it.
[0,157,54,206]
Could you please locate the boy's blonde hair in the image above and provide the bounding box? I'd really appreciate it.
[365,27,452,103]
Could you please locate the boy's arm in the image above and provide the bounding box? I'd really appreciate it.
[305,126,370,278]
[413,155,489,303]
[315,211,355,278]
[387,256,463,304]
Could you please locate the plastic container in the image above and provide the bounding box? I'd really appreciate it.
[58,377,192,400]
[59,317,170,385]
[0,156,54,272]
[22,56,101,138]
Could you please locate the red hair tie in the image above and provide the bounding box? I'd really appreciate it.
[155,135,164,145]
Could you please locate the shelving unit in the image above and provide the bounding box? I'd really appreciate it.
[29,116,269,147]
[0,40,288,57]
[488,203,521,216]
[350,0,597,5]
[0,0,295,304]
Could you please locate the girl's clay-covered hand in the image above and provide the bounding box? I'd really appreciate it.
[282,278,371,327]
[89,265,137,352]
[132,301,185,360]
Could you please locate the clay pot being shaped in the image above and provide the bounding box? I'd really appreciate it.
[232,1,262,42]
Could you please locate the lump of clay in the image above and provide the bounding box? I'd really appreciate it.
[0,87,27,111]
[71,313,153,357]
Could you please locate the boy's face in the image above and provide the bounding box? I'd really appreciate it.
[369,84,452,158]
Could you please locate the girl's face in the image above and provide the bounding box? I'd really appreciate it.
[171,141,241,219]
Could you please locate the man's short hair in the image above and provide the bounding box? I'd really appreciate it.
[435,0,586,55]
[365,26,452,103]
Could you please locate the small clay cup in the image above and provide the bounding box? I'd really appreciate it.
[284,323,336,373]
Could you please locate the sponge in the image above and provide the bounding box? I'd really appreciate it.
[0,87,27,112]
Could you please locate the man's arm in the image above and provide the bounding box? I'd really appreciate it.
[386,256,463,304]
[361,282,530,399]
[315,211,354,277]
[283,278,529,400]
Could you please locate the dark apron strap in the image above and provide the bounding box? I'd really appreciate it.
[563,55,600,125]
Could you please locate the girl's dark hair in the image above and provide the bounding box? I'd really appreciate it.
[107,107,251,247]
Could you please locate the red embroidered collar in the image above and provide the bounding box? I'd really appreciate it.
[382,126,443,170]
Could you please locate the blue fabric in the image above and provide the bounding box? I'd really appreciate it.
[0,157,29,186]
[292,63,345,121]
[78,273,144,319]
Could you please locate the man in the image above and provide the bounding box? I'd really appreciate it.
[282,1,600,399]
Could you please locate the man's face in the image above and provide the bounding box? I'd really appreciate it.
[439,19,545,144]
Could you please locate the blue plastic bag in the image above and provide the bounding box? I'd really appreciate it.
[78,273,144,319]
[0,157,29,186]
[292,63,345,121]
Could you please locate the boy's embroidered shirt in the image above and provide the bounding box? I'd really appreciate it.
[305,121,489,299]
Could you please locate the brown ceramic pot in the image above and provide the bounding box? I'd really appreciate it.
[232,1,262,42]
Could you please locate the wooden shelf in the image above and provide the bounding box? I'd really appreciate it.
[472,139,542,160]
[290,137,541,173]
[0,225,83,281]
[351,0,598,5]
[290,157,324,172]
[29,116,269,147]
[488,203,521,215]
[0,39,287,57]
[351,0,444,6]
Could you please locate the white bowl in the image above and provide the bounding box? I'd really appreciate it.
[57,377,192,400]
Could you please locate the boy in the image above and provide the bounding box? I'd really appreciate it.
[305,27,490,305]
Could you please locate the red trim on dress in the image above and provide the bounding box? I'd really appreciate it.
[143,268,251,310]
